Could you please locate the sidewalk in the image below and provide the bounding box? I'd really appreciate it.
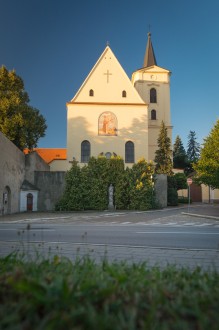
[0,203,218,222]
[181,203,219,219]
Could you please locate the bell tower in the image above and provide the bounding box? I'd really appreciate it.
[132,33,172,162]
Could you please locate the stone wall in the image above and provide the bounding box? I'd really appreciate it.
[25,151,50,185]
[0,131,25,214]
[154,174,167,208]
[34,171,66,211]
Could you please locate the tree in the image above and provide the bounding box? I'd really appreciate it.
[154,121,173,175]
[185,131,200,175]
[167,176,178,206]
[129,158,154,210]
[173,135,188,169]
[174,173,187,190]
[187,131,200,163]
[0,66,47,150]
[193,119,219,189]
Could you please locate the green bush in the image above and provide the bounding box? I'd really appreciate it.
[168,187,178,206]
[56,157,156,211]
[167,176,178,206]
[174,172,188,190]
[178,196,192,204]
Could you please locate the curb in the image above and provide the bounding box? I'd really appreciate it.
[181,212,219,221]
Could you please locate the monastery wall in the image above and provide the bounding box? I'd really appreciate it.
[0,131,25,214]
[34,171,66,211]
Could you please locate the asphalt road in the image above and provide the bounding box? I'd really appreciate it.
[0,222,219,250]
[0,205,219,271]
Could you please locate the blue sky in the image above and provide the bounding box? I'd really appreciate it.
[1,0,219,150]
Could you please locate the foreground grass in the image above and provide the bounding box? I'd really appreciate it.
[0,254,219,330]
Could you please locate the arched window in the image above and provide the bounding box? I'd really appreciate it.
[98,111,117,136]
[125,141,134,163]
[89,89,94,96]
[150,88,157,103]
[122,90,127,98]
[151,109,157,120]
[81,140,90,163]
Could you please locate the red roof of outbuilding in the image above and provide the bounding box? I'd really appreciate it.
[24,148,67,164]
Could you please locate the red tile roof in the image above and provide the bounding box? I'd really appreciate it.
[24,148,67,164]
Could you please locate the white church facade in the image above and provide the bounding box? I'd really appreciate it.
[2,34,219,215]
[50,33,172,171]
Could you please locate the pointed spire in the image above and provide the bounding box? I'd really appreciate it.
[143,32,157,68]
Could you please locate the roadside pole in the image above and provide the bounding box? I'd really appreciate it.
[187,178,193,213]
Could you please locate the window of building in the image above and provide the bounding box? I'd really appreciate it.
[151,109,157,120]
[81,140,90,163]
[89,89,94,96]
[150,88,157,103]
[122,90,127,98]
[125,141,134,163]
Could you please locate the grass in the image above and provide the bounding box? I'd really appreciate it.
[0,254,219,329]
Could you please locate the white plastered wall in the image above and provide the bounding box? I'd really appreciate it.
[67,103,148,165]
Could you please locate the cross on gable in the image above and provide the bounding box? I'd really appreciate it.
[104,69,112,83]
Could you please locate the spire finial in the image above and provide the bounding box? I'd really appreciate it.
[106,41,110,46]
[148,24,151,37]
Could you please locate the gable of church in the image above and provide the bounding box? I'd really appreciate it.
[71,46,146,105]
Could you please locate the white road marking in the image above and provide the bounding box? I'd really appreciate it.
[136,231,219,235]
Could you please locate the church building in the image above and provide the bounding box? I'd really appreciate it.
[50,33,172,171]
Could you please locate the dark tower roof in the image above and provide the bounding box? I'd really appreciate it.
[143,32,157,67]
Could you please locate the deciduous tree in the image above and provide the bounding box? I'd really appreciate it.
[0,66,47,150]
[193,119,219,189]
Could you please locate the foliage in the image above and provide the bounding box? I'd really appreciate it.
[56,160,84,210]
[185,131,200,175]
[173,135,188,169]
[1,255,219,330]
[129,159,154,210]
[167,173,187,206]
[114,167,132,209]
[154,121,173,175]
[167,176,178,206]
[178,196,190,204]
[174,172,188,190]
[187,130,200,163]
[0,66,47,150]
[193,119,219,189]
[56,157,156,211]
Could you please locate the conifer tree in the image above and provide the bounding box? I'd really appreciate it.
[173,135,188,169]
[154,121,173,175]
[187,131,200,163]
[185,131,200,175]
[193,119,219,189]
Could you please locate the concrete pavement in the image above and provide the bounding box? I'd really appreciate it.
[0,202,218,222]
